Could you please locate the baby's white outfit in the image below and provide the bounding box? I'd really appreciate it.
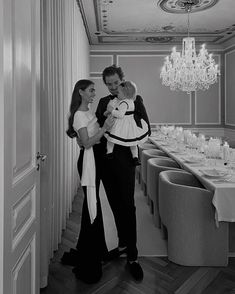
[105,98,148,146]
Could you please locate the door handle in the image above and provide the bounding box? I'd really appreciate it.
[36,152,47,162]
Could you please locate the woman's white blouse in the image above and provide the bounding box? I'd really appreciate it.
[73,110,99,137]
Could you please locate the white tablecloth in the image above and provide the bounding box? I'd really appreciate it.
[149,136,235,226]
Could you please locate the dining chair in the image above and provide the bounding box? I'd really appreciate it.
[141,149,168,197]
[138,142,158,157]
[159,170,228,266]
[147,157,181,227]
[136,142,159,184]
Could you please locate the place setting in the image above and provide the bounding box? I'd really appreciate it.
[151,136,166,142]
[167,144,187,155]
[170,150,187,155]
[198,168,235,183]
[158,141,171,147]
[182,154,205,164]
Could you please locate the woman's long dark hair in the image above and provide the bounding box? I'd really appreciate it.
[66,79,94,138]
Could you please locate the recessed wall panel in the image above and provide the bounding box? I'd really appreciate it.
[12,237,36,294]
[195,55,221,125]
[225,50,235,126]
[90,55,113,74]
[12,186,36,250]
[118,55,191,124]
[14,0,33,176]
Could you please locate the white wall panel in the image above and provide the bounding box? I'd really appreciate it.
[14,0,33,176]
[225,50,235,126]
[195,55,221,125]
[90,55,113,74]
[12,186,36,250]
[90,52,225,127]
[12,237,36,294]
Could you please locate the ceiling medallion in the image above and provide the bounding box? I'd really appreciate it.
[158,0,219,13]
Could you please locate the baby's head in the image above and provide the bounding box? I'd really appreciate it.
[118,81,137,100]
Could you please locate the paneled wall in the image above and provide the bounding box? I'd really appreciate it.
[90,51,222,129]
[40,0,89,287]
[224,45,235,140]
[225,49,235,128]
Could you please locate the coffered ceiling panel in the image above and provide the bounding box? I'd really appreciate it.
[76,0,235,45]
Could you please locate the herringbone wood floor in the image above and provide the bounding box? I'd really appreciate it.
[40,182,235,294]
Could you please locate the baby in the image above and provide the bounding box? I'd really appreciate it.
[104,81,149,166]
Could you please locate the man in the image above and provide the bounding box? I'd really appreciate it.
[96,65,151,281]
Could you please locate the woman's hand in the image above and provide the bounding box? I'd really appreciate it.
[104,110,110,117]
[76,136,83,147]
[103,115,115,131]
[107,105,114,112]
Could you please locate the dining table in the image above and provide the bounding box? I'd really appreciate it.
[148,134,235,234]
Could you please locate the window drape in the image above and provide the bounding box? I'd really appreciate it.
[40,0,90,288]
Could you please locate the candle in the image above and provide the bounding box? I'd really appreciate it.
[223,142,230,164]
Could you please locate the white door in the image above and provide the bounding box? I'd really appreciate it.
[0,0,40,293]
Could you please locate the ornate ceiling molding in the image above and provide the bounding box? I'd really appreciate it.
[158,0,219,14]
[76,0,235,45]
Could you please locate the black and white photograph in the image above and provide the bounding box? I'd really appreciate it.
[1,0,235,293]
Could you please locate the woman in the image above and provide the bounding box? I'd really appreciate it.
[65,79,114,284]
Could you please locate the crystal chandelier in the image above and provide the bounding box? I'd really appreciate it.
[160,2,220,94]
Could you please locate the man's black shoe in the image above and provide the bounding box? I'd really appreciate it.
[126,261,144,281]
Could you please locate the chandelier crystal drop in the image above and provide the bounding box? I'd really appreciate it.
[160,3,220,94]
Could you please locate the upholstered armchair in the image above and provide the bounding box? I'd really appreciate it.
[159,170,228,266]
